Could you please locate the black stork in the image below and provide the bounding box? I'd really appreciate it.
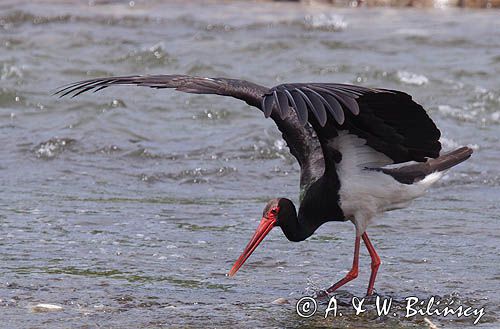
[55,75,472,296]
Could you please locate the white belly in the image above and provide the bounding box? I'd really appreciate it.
[330,131,442,235]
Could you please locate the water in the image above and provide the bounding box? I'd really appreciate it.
[1,1,499,328]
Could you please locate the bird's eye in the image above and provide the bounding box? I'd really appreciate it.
[270,208,278,215]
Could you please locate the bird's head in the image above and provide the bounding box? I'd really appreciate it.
[228,198,297,276]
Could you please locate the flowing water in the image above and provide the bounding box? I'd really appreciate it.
[0,0,499,328]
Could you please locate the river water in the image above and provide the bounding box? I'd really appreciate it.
[0,1,499,328]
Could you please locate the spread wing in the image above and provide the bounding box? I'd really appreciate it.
[54,75,322,182]
[55,76,442,187]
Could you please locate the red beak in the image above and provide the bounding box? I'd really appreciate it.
[228,216,276,276]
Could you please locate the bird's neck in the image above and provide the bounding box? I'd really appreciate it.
[278,203,320,242]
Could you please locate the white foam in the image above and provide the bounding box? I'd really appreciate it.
[397,70,429,86]
[304,14,347,31]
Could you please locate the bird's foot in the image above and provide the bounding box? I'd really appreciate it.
[365,287,378,298]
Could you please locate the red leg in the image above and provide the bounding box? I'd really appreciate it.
[362,232,381,296]
[324,235,360,294]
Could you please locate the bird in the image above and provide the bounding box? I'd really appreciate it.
[55,75,473,296]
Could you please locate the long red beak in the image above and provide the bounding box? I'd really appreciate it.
[228,216,276,276]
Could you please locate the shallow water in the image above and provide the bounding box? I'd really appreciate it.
[0,0,499,328]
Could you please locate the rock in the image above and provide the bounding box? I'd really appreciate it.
[31,303,63,312]
[271,297,289,305]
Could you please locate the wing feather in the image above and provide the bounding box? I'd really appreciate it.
[261,83,441,166]
[308,85,345,124]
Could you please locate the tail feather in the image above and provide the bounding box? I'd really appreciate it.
[381,146,473,184]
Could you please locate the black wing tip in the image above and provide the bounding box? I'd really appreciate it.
[53,79,100,98]
[53,75,146,98]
